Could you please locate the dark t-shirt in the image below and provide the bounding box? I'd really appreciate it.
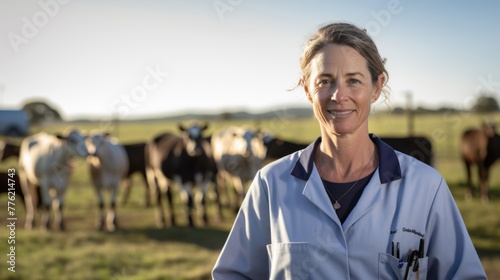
[322,170,375,223]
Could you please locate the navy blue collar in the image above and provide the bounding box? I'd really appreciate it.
[290,134,402,184]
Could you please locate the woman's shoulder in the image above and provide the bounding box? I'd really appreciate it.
[260,150,302,177]
[395,151,443,181]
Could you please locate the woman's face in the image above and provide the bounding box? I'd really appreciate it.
[304,44,384,137]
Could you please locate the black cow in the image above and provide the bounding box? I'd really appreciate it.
[0,141,20,161]
[145,123,215,228]
[380,136,433,166]
[120,142,150,207]
[460,122,500,202]
[264,137,308,161]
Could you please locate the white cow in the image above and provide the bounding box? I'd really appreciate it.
[18,129,89,230]
[211,126,267,213]
[86,132,128,232]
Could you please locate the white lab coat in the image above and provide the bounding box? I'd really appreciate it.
[212,135,486,279]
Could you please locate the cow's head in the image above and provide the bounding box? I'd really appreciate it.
[85,132,110,157]
[482,121,497,138]
[240,129,255,158]
[237,127,268,159]
[56,128,89,157]
[179,122,209,156]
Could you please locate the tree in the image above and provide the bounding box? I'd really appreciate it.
[471,94,500,113]
[22,100,63,124]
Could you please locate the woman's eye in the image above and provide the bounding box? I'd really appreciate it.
[317,79,333,87]
[348,79,360,84]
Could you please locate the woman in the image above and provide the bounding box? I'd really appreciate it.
[212,22,486,279]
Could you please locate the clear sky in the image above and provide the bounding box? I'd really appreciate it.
[1,0,499,120]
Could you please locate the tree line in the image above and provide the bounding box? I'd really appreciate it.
[20,94,499,124]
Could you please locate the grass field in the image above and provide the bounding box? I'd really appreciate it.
[1,111,499,279]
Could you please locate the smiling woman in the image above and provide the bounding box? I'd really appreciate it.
[212,22,487,280]
[304,44,384,139]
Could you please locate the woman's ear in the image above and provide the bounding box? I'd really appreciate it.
[371,74,385,103]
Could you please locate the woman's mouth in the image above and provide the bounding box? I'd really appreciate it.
[327,110,354,118]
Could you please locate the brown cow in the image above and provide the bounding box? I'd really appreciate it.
[460,122,500,202]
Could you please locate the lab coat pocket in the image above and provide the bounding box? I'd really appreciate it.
[266,242,310,280]
[378,253,428,280]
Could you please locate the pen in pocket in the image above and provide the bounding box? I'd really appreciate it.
[391,241,400,259]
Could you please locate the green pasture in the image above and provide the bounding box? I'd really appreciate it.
[1,112,500,279]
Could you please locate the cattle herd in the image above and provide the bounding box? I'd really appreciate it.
[0,121,499,231]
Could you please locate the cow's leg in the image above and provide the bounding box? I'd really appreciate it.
[54,184,69,231]
[40,204,51,231]
[231,177,245,214]
[39,183,52,231]
[227,175,239,215]
[478,164,489,203]
[97,201,105,231]
[51,198,64,231]
[18,171,35,230]
[120,176,132,206]
[195,173,210,226]
[176,177,193,227]
[108,184,119,232]
[186,186,195,228]
[94,187,105,231]
[213,172,227,221]
[199,181,211,226]
[145,166,158,206]
[141,172,151,207]
[148,168,166,228]
[108,200,117,232]
[165,184,177,226]
[464,161,473,201]
[58,202,65,231]
[25,185,37,229]
[153,185,165,228]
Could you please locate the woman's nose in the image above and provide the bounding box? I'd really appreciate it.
[330,85,347,102]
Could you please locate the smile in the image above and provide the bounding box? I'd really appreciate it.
[327,110,354,117]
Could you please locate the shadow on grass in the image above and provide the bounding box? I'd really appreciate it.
[477,247,500,258]
[115,226,230,250]
[450,181,500,202]
[486,187,500,200]
[468,226,500,258]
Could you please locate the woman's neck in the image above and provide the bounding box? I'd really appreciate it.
[315,133,377,183]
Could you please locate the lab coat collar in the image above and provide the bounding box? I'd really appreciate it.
[290,134,402,184]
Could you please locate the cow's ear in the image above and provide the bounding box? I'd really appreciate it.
[201,123,209,131]
[178,124,186,131]
[255,128,264,138]
[56,134,66,140]
[103,132,110,138]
